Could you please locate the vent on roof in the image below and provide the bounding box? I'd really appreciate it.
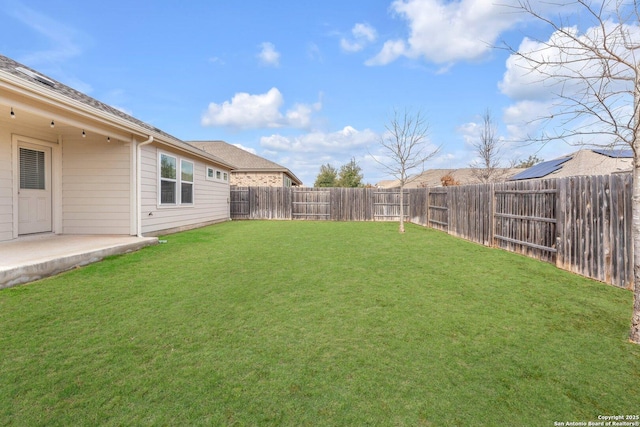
[15,66,56,87]
[510,157,572,181]
[592,148,634,158]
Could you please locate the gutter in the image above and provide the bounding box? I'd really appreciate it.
[136,135,154,237]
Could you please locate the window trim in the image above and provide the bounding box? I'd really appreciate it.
[205,165,230,183]
[159,152,177,205]
[181,159,194,205]
[206,166,216,181]
[158,151,195,208]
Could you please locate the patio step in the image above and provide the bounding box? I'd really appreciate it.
[0,235,158,289]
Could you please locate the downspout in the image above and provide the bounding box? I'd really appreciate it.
[136,135,154,237]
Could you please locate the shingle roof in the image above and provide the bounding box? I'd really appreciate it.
[377,167,524,188]
[0,54,233,169]
[188,141,303,185]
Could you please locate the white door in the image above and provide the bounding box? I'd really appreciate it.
[18,143,52,235]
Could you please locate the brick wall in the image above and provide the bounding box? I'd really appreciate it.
[232,172,284,187]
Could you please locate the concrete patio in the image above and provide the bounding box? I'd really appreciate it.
[0,234,158,289]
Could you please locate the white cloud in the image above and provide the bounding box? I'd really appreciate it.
[503,100,553,141]
[285,102,320,129]
[201,87,321,130]
[457,121,480,146]
[260,126,378,153]
[202,88,283,129]
[365,40,407,66]
[499,31,586,102]
[353,23,377,42]
[341,23,378,53]
[257,42,280,67]
[368,0,521,66]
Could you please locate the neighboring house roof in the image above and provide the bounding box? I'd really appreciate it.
[375,180,399,188]
[0,54,233,170]
[510,157,573,181]
[377,167,524,188]
[510,149,632,181]
[188,140,303,186]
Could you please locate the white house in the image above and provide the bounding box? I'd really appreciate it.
[0,54,234,243]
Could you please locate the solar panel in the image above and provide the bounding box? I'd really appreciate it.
[510,157,572,181]
[591,148,633,158]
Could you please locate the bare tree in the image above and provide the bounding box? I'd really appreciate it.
[375,109,440,233]
[507,1,640,343]
[469,109,506,183]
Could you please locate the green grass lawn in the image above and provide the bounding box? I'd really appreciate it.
[1,221,638,426]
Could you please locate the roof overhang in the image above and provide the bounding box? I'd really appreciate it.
[0,69,234,170]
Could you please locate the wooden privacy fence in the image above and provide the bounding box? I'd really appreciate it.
[230,174,633,289]
[557,174,632,289]
[231,187,409,221]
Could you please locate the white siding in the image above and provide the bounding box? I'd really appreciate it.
[62,136,132,235]
[0,127,13,242]
[140,144,230,235]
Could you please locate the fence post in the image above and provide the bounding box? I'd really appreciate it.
[489,183,495,247]
[446,187,451,234]
[426,187,430,228]
[555,178,566,269]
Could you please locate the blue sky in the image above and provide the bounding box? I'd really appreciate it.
[1,0,637,185]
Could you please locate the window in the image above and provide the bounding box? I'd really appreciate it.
[160,153,177,204]
[20,148,46,190]
[205,165,229,183]
[159,153,195,206]
[181,160,194,204]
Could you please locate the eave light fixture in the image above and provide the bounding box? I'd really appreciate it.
[50,120,55,128]
[82,130,86,138]
[10,108,15,118]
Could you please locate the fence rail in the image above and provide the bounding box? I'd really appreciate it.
[230,174,633,289]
